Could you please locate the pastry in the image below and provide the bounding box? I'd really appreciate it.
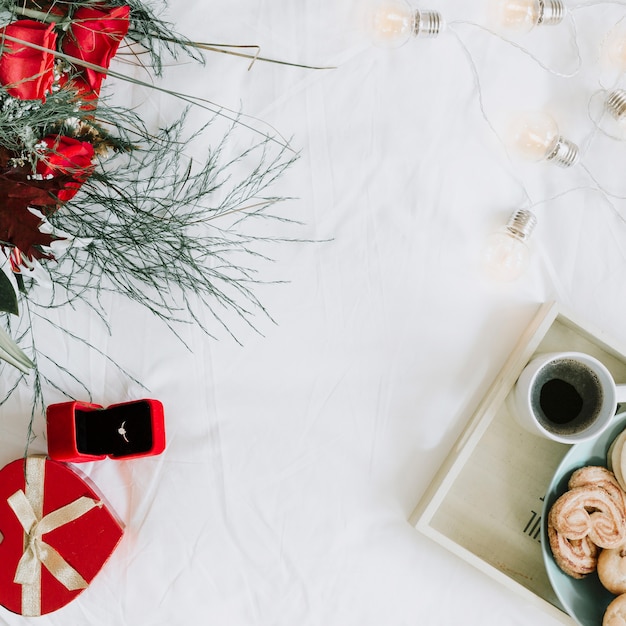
[549,485,626,549]
[599,544,626,594]
[547,524,599,578]
[569,466,626,509]
[604,593,626,626]
[609,430,626,493]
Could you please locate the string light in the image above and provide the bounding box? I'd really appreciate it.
[600,89,626,139]
[369,0,442,48]
[482,209,537,281]
[488,0,565,33]
[603,24,626,72]
[506,111,579,167]
[606,89,626,122]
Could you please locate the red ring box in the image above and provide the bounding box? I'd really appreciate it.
[46,399,166,462]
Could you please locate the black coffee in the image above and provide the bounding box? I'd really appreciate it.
[539,379,583,424]
[531,358,604,435]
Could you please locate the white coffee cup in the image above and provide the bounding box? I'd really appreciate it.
[510,351,626,444]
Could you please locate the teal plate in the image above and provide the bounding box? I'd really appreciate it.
[541,412,626,626]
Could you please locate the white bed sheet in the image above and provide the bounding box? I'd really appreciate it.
[1,0,626,624]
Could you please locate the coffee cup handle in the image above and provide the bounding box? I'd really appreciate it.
[615,384,626,404]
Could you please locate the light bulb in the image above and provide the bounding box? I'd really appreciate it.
[603,25,626,72]
[488,0,565,33]
[606,89,626,124]
[482,209,537,281]
[507,111,579,167]
[369,0,442,48]
[603,89,626,139]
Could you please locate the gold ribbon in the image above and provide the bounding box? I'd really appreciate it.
[7,456,103,616]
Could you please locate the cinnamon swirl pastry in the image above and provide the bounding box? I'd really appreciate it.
[548,467,626,578]
[547,525,599,578]
[569,466,626,509]
[549,485,626,549]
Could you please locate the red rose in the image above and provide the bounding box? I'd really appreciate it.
[0,20,57,101]
[36,135,95,203]
[62,5,130,100]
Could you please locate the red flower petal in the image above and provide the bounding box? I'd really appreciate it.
[62,5,130,99]
[0,20,57,101]
[36,135,95,202]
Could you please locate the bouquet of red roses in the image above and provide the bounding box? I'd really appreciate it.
[0,1,297,383]
[0,4,129,273]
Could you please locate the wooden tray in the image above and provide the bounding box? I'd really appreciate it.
[410,301,626,624]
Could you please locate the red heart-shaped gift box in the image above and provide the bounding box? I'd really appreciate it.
[0,456,124,616]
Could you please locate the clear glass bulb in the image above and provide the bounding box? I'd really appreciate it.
[482,210,536,282]
[488,0,564,33]
[489,0,541,33]
[603,26,626,72]
[483,231,530,281]
[370,0,416,48]
[507,111,558,161]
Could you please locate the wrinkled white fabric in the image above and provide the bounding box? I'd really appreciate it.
[0,1,623,625]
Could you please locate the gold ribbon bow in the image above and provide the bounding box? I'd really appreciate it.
[6,456,102,616]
